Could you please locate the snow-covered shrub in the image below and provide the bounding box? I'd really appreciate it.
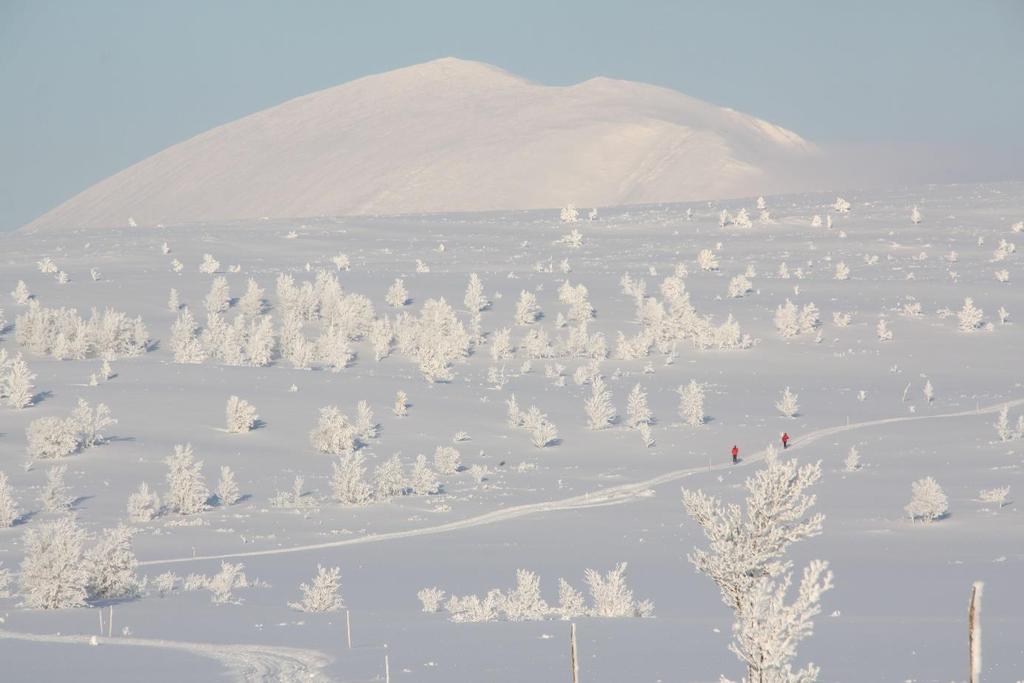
[560,204,579,223]
[585,562,652,618]
[500,569,549,622]
[290,565,344,612]
[0,471,19,527]
[19,515,89,609]
[626,383,652,428]
[727,275,752,298]
[957,297,984,332]
[994,405,1013,442]
[16,302,149,360]
[677,380,705,427]
[84,524,140,600]
[225,396,258,433]
[979,486,1010,510]
[514,290,540,325]
[199,253,220,274]
[170,309,206,363]
[385,278,409,307]
[832,312,851,327]
[216,466,240,506]
[446,591,502,623]
[207,562,247,604]
[393,390,409,417]
[832,197,850,213]
[557,578,587,620]
[433,446,461,475]
[834,261,850,280]
[523,406,558,448]
[310,406,358,455]
[127,482,161,522]
[697,249,719,271]
[876,318,893,341]
[204,276,231,316]
[330,453,373,505]
[775,387,800,418]
[418,587,446,612]
[26,416,81,459]
[911,206,922,224]
[1,352,36,408]
[905,477,949,522]
[409,455,439,495]
[733,208,753,229]
[165,444,208,515]
[374,455,406,499]
[41,465,72,512]
[922,380,934,404]
[11,280,32,305]
[394,298,470,382]
[584,376,616,430]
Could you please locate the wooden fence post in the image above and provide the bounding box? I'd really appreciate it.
[570,622,580,683]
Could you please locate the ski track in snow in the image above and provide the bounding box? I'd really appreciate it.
[140,397,1023,568]
[0,629,331,683]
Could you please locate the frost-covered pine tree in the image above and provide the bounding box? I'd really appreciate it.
[843,446,861,472]
[290,565,344,612]
[876,317,893,341]
[11,280,31,305]
[697,249,719,271]
[678,380,705,427]
[237,278,265,318]
[905,477,949,522]
[626,383,652,428]
[170,309,206,363]
[684,449,828,682]
[726,274,753,299]
[310,406,358,455]
[584,562,647,618]
[204,276,231,316]
[774,299,800,338]
[216,466,240,506]
[557,578,587,620]
[584,376,616,430]
[126,482,161,522]
[775,387,800,418]
[385,278,409,307]
[522,406,558,448]
[84,524,140,600]
[464,273,489,313]
[0,471,19,527]
[225,396,258,433]
[3,353,36,408]
[41,465,73,513]
[19,515,89,609]
[355,400,377,441]
[374,455,406,499]
[199,253,220,274]
[957,297,984,332]
[409,454,439,495]
[165,444,208,515]
[994,405,1012,441]
[922,380,934,404]
[330,453,373,505]
[501,569,549,622]
[490,327,513,362]
[72,398,115,449]
[514,290,540,325]
[434,446,461,475]
[834,261,850,280]
[168,287,181,311]
[911,205,922,224]
[392,390,409,417]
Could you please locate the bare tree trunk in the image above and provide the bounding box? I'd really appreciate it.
[346,609,352,649]
[108,606,113,638]
[969,581,983,683]
[384,654,390,683]
[570,623,580,683]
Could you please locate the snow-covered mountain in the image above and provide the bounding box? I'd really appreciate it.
[24,57,820,230]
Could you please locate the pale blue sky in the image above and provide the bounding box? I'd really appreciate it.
[1,0,1022,230]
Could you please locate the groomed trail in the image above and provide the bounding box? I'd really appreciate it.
[0,629,332,683]
[140,397,1023,568]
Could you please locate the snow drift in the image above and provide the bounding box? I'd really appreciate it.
[24,57,820,230]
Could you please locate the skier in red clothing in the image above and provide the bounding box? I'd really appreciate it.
[731,445,739,463]
[781,432,790,449]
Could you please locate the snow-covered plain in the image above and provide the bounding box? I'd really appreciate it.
[1,182,1023,681]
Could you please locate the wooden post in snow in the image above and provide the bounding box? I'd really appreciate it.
[569,622,580,683]
[969,582,983,683]
[108,606,113,637]
[384,654,391,683]
[98,609,104,635]
[346,609,352,649]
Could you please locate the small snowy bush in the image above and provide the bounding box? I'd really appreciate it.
[905,477,949,522]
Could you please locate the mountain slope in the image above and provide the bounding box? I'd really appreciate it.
[24,58,819,230]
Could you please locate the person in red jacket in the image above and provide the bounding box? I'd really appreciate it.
[781,432,790,449]
[731,445,739,463]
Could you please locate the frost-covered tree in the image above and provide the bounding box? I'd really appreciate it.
[84,524,140,600]
[626,383,652,428]
[958,297,984,332]
[733,208,753,229]
[684,449,827,682]
[41,465,73,513]
[905,477,949,522]
[843,446,861,472]
[385,278,409,308]
[207,561,247,604]
[26,416,80,459]
[290,565,344,612]
[697,249,719,271]
[979,486,1010,510]
[832,197,850,213]
[418,586,446,612]
[330,453,373,505]
[834,261,850,280]
[216,466,240,506]
[774,299,800,338]
[584,563,651,618]
[71,398,115,449]
[199,253,220,274]
[490,327,514,362]
[2,352,35,408]
[501,569,549,622]
[168,287,181,312]
[19,515,89,609]
[876,318,893,341]
[922,380,934,404]
[395,297,470,382]
[165,444,208,515]
[464,273,489,314]
[0,471,19,527]
[678,380,705,427]
[392,390,409,417]
[237,278,265,318]
[584,376,616,430]
[514,290,540,325]
[204,276,231,316]
[434,446,461,475]
[775,387,800,418]
[374,455,406,499]
[727,275,753,298]
[523,406,558,448]
[409,454,439,495]
[126,482,161,522]
[310,406,358,455]
[560,204,579,223]
[911,205,922,224]
[994,405,1012,442]
[557,578,587,620]
[355,400,377,441]
[12,280,31,305]
[225,396,258,433]
[170,309,206,363]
